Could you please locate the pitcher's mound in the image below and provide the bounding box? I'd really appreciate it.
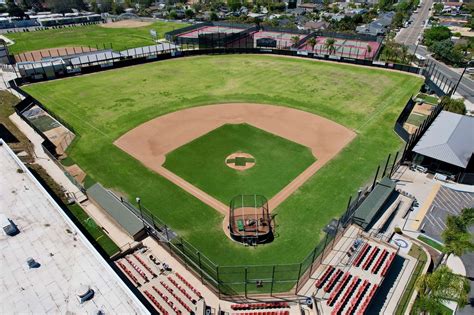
[226,152,255,171]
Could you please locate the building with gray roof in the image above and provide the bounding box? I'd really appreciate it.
[412,111,474,181]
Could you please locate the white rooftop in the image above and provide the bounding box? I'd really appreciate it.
[0,140,148,314]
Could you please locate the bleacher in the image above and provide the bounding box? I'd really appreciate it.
[115,248,202,314]
[313,237,398,315]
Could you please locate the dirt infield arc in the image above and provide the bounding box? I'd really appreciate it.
[115,103,356,215]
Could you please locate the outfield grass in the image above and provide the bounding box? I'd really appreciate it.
[6,21,188,54]
[68,203,120,256]
[23,55,423,267]
[163,123,316,203]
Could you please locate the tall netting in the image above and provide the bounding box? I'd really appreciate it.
[229,195,272,245]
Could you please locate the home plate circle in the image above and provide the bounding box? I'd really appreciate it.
[225,152,255,171]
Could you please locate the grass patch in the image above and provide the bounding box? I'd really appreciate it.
[6,21,188,54]
[0,91,34,161]
[60,156,75,167]
[68,203,119,256]
[416,93,439,105]
[395,243,428,315]
[406,112,427,127]
[23,55,423,267]
[164,123,315,203]
[418,235,445,252]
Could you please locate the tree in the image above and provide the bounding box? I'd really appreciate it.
[210,12,218,21]
[442,208,474,256]
[366,44,372,58]
[185,9,194,19]
[169,10,178,19]
[290,36,300,47]
[111,2,124,15]
[6,0,25,18]
[228,0,241,12]
[423,26,452,47]
[414,265,470,313]
[325,38,336,55]
[433,3,444,14]
[307,37,317,51]
[439,96,466,115]
[46,0,87,14]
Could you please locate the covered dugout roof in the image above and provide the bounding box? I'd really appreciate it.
[87,183,144,238]
[353,177,396,229]
[413,111,474,168]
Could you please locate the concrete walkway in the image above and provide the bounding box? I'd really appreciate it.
[9,112,87,202]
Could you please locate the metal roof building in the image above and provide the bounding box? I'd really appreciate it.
[87,183,145,240]
[413,111,474,169]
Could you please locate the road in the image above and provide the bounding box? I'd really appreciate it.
[396,0,433,46]
[395,0,474,104]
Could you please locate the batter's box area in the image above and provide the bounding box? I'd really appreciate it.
[114,103,356,215]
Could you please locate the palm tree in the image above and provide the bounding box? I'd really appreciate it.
[401,44,409,64]
[414,265,470,314]
[442,208,474,257]
[366,44,372,58]
[290,35,300,47]
[307,37,317,51]
[325,38,336,55]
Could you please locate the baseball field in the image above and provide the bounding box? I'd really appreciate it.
[23,55,423,269]
[5,21,188,54]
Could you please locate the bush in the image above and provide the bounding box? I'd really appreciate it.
[394,227,403,234]
[423,26,452,46]
[440,96,466,115]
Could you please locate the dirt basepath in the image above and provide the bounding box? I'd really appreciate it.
[115,103,356,215]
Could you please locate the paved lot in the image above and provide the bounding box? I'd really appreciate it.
[420,186,474,242]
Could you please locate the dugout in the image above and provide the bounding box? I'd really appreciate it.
[352,177,397,231]
[229,195,272,245]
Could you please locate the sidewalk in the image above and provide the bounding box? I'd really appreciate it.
[9,112,87,201]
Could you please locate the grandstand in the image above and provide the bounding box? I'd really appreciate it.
[298,225,416,314]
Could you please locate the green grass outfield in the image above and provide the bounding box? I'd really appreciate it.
[163,123,316,203]
[6,21,188,54]
[23,55,423,267]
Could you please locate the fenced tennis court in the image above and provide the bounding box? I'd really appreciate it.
[176,25,246,39]
[299,37,380,59]
[253,31,305,49]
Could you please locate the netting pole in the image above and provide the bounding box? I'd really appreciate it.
[244,267,248,297]
[371,165,380,191]
[197,251,204,284]
[270,265,276,296]
[382,153,391,178]
[308,246,318,276]
[390,151,400,177]
[295,262,303,294]
[216,266,221,298]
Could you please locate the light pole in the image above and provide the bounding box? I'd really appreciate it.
[450,59,473,96]
[136,197,145,227]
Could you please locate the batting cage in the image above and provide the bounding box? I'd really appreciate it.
[229,194,272,245]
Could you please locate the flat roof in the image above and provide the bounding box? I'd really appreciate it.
[353,177,396,229]
[0,140,148,314]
